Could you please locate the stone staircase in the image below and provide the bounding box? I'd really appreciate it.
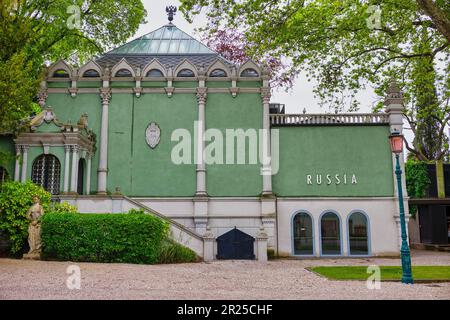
[123,196,206,258]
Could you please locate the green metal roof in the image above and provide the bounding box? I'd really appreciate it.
[108,24,215,55]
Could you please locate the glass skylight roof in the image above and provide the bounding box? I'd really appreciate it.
[109,24,215,55]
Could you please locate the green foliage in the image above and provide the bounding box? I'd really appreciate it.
[0,181,51,254]
[0,53,41,133]
[41,213,170,264]
[405,159,431,198]
[157,238,198,264]
[0,0,147,133]
[127,208,146,215]
[51,201,78,214]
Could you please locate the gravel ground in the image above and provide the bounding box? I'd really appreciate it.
[0,250,449,300]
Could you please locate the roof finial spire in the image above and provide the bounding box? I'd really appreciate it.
[166,5,177,23]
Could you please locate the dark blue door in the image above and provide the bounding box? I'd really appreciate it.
[216,227,255,260]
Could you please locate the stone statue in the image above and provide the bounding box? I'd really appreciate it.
[23,196,44,259]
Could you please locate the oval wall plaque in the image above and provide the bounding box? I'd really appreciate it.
[146,122,161,149]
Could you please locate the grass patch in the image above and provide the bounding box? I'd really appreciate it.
[310,266,450,281]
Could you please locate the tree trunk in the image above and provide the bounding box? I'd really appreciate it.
[416,0,450,43]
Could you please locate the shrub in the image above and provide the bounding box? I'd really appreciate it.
[51,201,78,213]
[0,181,51,254]
[157,238,198,264]
[41,212,169,264]
[127,208,145,215]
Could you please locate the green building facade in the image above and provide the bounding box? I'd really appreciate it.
[0,22,409,260]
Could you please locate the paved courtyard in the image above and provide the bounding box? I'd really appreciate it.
[0,250,449,300]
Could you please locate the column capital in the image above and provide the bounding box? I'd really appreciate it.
[15,145,22,154]
[100,88,111,105]
[261,87,271,104]
[71,145,80,153]
[196,87,208,104]
[64,145,72,152]
[21,145,29,152]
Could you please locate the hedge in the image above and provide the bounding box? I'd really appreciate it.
[41,212,169,264]
[158,238,198,264]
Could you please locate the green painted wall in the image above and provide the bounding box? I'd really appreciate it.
[206,81,231,88]
[107,93,133,195]
[107,93,198,196]
[77,81,102,88]
[237,81,261,88]
[173,81,197,88]
[45,93,101,193]
[273,126,394,197]
[0,135,15,179]
[206,93,263,196]
[110,81,135,88]
[141,81,166,88]
[48,82,70,88]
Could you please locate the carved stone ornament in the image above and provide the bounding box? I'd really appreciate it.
[43,108,56,122]
[146,122,161,149]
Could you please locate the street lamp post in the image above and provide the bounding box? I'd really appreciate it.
[389,131,414,284]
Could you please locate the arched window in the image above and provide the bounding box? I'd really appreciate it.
[0,167,9,187]
[320,212,341,255]
[146,69,164,77]
[348,212,369,255]
[293,212,313,255]
[115,68,133,77]
[53,69,70,78]
[177,69,195,77]
[31,154,61,195]
[82,69,100,78]
[210,69,227,77]
[240,68,259,77]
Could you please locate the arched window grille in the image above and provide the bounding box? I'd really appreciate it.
[146,69,164,77]
[115,69,133,77]
[210,69,227,77]
[31,154,61,195]
[82,69,100,77]
[293,212,313,255]
[320,212,341,255]
[53,69,70,78]
[177,69,195,77]
[348,212,369,255]
[240,68,259,77]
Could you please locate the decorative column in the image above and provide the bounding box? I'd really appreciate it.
[14,145,21,181]
[63,145,71,193]
[195,88,207,196]
[85,152,92,195]
[193,87,208,234]
[97,88,111,194]
[261,86,272,194]
[20,146,29,183]
[384,81,409,250]
[260,81,277,254]
[70,145,79,193]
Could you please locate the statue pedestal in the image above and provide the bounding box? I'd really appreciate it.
[23,253,41,260]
